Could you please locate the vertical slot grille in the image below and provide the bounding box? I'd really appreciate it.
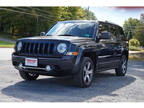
[19,41,57,57]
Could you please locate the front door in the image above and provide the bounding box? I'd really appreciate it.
[97,23,120,71]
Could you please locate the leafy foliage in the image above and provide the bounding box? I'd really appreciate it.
[133,22,144,47]
[129,38,140,47]
[123,18,140,40]
[123,17,144,47]
[83,8,96,20]
[0,7,96,39]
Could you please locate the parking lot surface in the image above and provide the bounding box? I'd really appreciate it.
[0,59,144,102]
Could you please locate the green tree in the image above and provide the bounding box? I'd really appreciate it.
[123,18,140,40]
[0,7,61,37]
[133,22,144,46]
[0,7,96,38]
[83,8,96,20]
[59,7,85,20]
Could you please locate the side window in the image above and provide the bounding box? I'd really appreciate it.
[119,27,126,41]
[98,23,109,37]
[109,25,118,42]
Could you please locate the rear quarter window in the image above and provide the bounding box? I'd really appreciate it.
[109,25,119,42]
[119,27,127,41]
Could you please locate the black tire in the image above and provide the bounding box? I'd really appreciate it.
[19,71,39,80]
[115,55,128,76]
[74,57,94,88]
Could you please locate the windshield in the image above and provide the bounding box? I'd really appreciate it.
[46,22,95,38]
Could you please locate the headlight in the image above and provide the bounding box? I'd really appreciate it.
[17,42,22,51]
[57,43,67,53]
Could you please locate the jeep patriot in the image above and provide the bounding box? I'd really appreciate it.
[12,20,129,87]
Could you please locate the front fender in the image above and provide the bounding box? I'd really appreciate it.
[72,46,96,74]
[72,46,85,74]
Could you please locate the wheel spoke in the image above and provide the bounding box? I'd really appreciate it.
[87,62,91,70]
[87,69,93,74]
[86,75,91,83]
[84,75,87,82]
[28,73,34,76]
[122,59,127,73]
[122,64,125,68]
[124,60,126,64]
[83,66,87,72]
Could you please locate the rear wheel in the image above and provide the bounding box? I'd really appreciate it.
[19,71,39,80]
[74,57,94,88]
[115,55,128,76]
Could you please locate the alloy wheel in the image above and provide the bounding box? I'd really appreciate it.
[83,61,93,85]
[121,57,127,74]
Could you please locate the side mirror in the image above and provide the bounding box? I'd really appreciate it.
[40,32,46,36]
[99,31,111,40]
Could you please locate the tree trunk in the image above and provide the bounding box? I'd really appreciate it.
[12,25,15,37]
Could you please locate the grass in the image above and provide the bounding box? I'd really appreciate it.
[0,41,15,48]
[0,32,15,48]
[129,46,143,51]
[129,56,144,61]
[129,50,144,61]
[0,32,17,40]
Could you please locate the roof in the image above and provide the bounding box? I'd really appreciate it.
[59,20,121,27]
[99,20,121,27]
[60,20,98,23]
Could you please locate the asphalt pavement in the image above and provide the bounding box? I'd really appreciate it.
[0,48,14,60]
[0,48,144,102]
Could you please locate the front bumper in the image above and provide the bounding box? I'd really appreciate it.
[12,54,77,76]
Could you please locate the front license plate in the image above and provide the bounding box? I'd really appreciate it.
[25,58,38,67]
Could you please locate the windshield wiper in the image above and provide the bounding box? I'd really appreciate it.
[58,34,76,36]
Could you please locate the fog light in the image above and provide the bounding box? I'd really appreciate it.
[18,63,23,69]
[46,65,51,71]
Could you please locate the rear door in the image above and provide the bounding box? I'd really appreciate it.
[116,27,128,58]
[108,25,122,65]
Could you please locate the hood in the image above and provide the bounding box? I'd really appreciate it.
[18,35,94,43]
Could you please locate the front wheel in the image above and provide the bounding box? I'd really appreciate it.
[115,55,128,76]
[19,71,39,80]
[74,57,94,88]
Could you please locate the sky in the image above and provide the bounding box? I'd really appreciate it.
[89,7,144,26]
